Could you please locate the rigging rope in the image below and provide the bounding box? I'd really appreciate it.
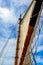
[0,10,43,65]
[31,20,43,65]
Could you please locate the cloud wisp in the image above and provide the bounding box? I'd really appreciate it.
[0,7,18,25]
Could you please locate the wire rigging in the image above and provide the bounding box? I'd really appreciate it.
[0,8,43,65]
[31,20,43,65]
[0,23,18,58]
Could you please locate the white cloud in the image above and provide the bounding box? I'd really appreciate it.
[31,34,43,53]
[0,38,17,64]
[35,34,43,40]
[0,8,10,18]
[36,56,43,64]
[11,0,32,8]
[0,38,7,53]
[0,38,17,56]
[0,0,33,25]
[37,45,43,52]
[0,7,18,25]
[38,34,43,39]
[32,56,43,65]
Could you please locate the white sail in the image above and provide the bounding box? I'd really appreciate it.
[15,0,43,65]
[18,1,36,65]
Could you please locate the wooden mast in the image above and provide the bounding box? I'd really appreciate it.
[15,0,43,65]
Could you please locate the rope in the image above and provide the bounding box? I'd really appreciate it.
[31,20,43,65]
[0,9,43,65]
[0,23,18,58]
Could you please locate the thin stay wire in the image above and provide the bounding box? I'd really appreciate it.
[0,9,43,64]
[0,23,18,59]
[0,9,42,58]
[31,20,43,65]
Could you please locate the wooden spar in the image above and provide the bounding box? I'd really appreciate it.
[14,15,22,65]
[15,0,43,65]
[15,1,35,65]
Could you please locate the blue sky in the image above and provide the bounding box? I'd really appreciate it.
[0,0,43,65]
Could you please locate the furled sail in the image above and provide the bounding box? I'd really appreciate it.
[15,0,43,65]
